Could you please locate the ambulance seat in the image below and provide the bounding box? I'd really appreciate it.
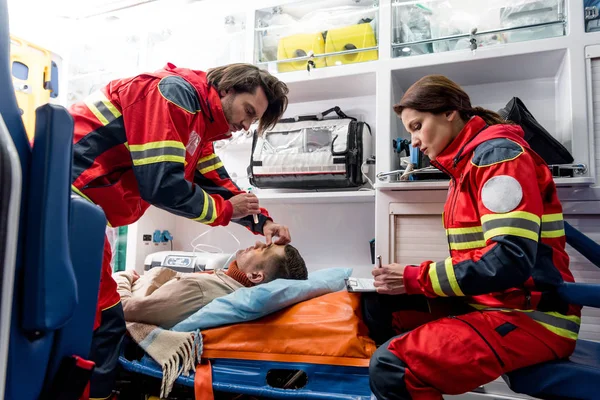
[505,221,600,399]
[0,0,107,397]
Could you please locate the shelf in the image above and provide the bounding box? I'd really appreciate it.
[376,177,596,191]
[253,189,375,204]
[390,43,568,88]
[271,62,377,103]
[388,34,568,71]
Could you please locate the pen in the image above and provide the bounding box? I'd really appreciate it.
[377,255,382,268]
[247,187,259,224]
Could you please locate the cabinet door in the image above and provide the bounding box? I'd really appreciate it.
[586,46,600,184]
[391,213,448,266]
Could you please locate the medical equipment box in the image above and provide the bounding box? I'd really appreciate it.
[143,251,232,273]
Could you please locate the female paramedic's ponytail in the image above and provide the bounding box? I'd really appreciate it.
[470,106,508,126]
[393,75,511,126]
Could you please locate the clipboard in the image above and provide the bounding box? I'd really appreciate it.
[345,277,377,292]
[345,255,381,292]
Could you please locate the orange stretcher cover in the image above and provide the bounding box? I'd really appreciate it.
[201,291,377,367]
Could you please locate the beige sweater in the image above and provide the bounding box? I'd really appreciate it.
[114,267,244,329]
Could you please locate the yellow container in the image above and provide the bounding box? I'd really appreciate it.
[9,36,53,142]
[325,23,378,66]
[276,32,326,73]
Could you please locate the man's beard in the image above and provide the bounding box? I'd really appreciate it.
[221,95,234,128]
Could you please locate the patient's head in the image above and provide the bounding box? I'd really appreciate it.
[236,241,307,284]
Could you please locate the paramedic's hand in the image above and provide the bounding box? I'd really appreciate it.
[373,264,407,295]
[263,220,291,245]
[230,193,260,219]
[131,270,140,283]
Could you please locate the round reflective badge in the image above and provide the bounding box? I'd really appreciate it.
[481,175,523,213]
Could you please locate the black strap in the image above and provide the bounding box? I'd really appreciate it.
[279,106,356,123]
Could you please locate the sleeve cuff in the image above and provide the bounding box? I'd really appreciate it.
[219,200,234,225]
[404,265,422,295]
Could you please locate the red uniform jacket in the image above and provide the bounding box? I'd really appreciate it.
[403,116,580,340]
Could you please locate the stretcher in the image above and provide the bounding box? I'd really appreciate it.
[118,291,375,399]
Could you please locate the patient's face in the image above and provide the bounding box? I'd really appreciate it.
[236,241,285,273]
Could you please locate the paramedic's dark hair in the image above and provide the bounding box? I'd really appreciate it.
[393,75,511,126]
[206,63,289,133]
[264,244,308,281]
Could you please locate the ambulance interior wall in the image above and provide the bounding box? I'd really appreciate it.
[388,49,572,173]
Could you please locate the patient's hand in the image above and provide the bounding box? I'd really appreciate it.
[131,270,140,283]
[372,264,407,295]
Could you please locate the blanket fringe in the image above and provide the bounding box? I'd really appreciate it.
[159,330,203,398]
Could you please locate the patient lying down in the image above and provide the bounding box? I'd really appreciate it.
[114,242,308,328]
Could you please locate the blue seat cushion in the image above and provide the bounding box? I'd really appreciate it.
[505,339,600,399]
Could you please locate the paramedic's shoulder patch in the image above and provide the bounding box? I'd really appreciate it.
[158,76,201,114]
[471,138,523,167]
[481,175,523,213]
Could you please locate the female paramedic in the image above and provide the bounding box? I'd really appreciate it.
[365,75,580,400]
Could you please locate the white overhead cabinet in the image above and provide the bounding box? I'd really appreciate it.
[253,0,379,73]
[391,0,567,57]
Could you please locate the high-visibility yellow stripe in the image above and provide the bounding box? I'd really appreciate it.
[481,211,541,225]
[197,153,218,165]
[199,161,224,175]
[129,141,185,152]
[484,227,539,242]
[428,262,446,297]
[541,230,566,238]
[542,213,563,222]
[536,321,579,340]
[193,190,216,223]
[445,257,465,296]
[205,196,217,224]
[469,303,487,310]
[132,155,185,166]
[102,98,121,119]
[449,241,487,250]
[85,98,109,125]
[84,91,121,126]
[446,226,483,235]
[467,306,580,340]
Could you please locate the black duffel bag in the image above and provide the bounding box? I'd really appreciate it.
[497,97,574,165]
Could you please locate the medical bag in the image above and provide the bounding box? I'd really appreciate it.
[497,97,574,165]
[248,106,372,189]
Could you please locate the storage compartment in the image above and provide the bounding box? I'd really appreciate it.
[391,213,448,265]
[254,0,379,73]
[383,48,594,186]
[392,0,567,58]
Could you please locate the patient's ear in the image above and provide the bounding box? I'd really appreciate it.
[247,271,265,284]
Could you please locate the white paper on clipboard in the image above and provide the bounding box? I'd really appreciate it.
[345,277,377,292]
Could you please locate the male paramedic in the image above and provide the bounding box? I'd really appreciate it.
[68,62,292,399]
[365,74,580,399]
[114,241,307,328]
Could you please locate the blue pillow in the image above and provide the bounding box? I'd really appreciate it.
[171,267,352,332]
